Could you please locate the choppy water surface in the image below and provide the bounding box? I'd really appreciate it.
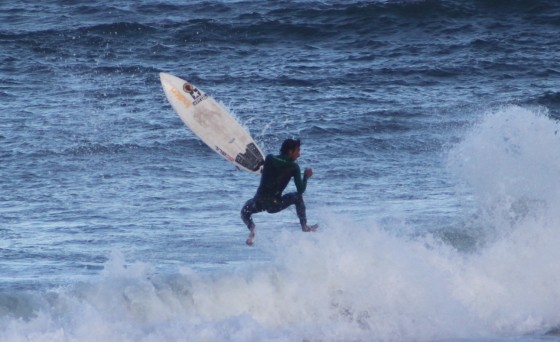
[1,1,560,341]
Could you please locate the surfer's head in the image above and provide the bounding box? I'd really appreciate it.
[280,138,301,160]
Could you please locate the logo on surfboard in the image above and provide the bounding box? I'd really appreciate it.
[183,83,208,105]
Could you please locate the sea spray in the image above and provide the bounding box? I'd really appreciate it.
[447,105,560,240]
[445,105,560,335]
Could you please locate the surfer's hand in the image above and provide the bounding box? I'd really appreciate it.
[304,168,313,178]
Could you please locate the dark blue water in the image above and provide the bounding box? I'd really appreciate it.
[2,1,560,341]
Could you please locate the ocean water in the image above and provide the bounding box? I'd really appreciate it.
[2,0,560,341]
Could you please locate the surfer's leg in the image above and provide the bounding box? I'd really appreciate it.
[267,193,313,230]
[241,198,262,245]
[291,193,307,227]
[241,198,260,229]
[246,226,255,246]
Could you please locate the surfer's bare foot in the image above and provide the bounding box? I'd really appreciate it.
[302,224,318,232]
[246,225,255,246]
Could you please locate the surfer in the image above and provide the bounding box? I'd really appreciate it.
[241,138,317,245]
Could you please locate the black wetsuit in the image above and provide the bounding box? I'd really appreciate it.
[241,153,309,229]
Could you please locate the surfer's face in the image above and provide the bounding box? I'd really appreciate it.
[288,146,301,161]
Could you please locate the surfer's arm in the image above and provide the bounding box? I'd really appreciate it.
[293,164,308,194]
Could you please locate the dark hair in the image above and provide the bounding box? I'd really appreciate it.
[280,138,301,155]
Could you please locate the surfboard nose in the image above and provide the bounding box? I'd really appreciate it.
[160,72,188,90]
[159,72,172,84]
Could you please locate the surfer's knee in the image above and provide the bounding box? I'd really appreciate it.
[241,204,250,224]
[292,193,305,207]
[241,212,254,230]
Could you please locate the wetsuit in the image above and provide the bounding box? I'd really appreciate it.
[241,153,309,229]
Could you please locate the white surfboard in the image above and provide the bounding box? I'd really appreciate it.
[160,72,265,174]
